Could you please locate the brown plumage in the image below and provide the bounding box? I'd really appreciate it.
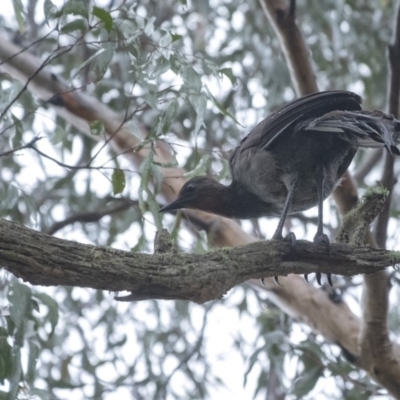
[160,91,400,285]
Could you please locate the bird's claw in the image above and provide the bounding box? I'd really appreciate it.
[285,232,296,248]
[260,276,283,287]
[313,233,330,253]
[274,276,283,287]
[313,233,332,286]
[272,232,296,247]
[271,232,295,286]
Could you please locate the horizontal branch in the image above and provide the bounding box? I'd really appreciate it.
[1,220,398,303]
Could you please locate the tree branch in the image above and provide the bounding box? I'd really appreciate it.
[355,2,400,397]
[0,219,397,304]
[375,0,400,247]
[259,0,318,96]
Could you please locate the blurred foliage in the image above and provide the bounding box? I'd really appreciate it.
[0,0,399,399]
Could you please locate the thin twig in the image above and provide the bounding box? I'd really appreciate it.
[0,136,42,157]
[46,199,136,235]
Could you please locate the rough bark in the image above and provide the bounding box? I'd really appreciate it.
[356,3,400,397]
[1,220,396,304]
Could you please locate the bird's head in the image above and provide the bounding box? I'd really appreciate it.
[159,176,226,214]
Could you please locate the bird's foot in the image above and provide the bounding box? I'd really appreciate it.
[313,232,332,286]
[313,232,330,253]
[269,232,296,286]
[272,231,297,248]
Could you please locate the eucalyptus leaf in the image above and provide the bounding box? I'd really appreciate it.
[93,6,113,32]
[290,366,323,398]
[112,169,126,195]
[33,293,59,336]
[8,283,32,329]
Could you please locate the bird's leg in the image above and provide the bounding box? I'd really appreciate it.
[313,164,330,247]
[310,163,331,286]
[272,174,299,243]
[271,174,299,286]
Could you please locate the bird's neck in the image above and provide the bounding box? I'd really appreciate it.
[204,182,272,219]
[202,183,238,218]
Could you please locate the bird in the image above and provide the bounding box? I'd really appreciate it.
[159,91,400,285]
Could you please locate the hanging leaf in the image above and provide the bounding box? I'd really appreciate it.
[11,0,25,33]
[205,86,241,125]
[93,6,113,33]
[61,19,87,34]
[43,0,58,22]
[8,283,32,328]
[34,293,59,336]
[290,366,323,398]
[189,94,207,136]
[61,0,88,18]
[112,169,126,195]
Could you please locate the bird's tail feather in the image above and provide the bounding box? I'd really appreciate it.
[303,110,400,155]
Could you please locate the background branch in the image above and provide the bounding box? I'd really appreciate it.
[260,1,400,397]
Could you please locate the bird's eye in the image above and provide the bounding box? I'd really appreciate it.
[186,183,195,193]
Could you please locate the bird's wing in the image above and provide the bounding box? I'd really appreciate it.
[300,110,400,155]
[237,91,362,153]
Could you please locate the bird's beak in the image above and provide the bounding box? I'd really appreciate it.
[159,198,187,213]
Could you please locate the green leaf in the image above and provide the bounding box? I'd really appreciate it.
[182,67,202,91]
[290,366,323,398]
[112,169,126,195]
[11,113,23,148]
[0,328,12,381]
[94,47,114,80]
[184,155,211,179]
[12,0,25,33]
[93,6,113,32]
[144,16,156,36]
[189,94,207,136]
[61,0,88,18]
[171,34,182,42]
[26,342,39,384]
[61,19,87,34]
[0,184,19,214]
[34,293,59,336]
[8,283,32,328]
[71,46,114,81]
[150,57,171,79]
[8,346,22,400]
[220,68,237,85]
[244,345,266,386]
[89,120,105,136]
[147,191,162,230]
[43,0,58,22]
[206,86,241,126]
